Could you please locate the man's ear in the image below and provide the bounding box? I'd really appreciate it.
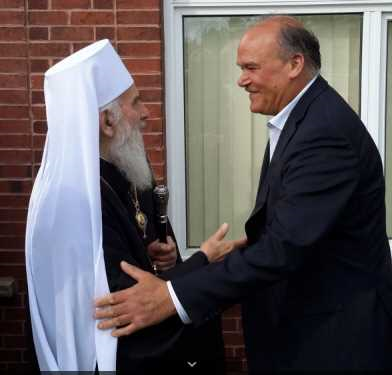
[288,53,305,79]
[99,110,115,138]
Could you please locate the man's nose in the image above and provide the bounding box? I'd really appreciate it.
[237,72,250,87]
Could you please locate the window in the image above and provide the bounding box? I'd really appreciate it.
[164,1,392,253]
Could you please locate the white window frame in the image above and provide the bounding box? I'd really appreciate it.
[163,0,392,255]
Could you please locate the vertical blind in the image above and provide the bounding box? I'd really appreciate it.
[184,14,362,247]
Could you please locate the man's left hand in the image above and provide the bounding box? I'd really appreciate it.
[94,261,176,337]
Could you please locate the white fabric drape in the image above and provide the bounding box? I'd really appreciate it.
[184,15,362,247]
[25,40,133,371]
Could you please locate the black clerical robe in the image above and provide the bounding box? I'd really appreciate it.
[100,159,225,374]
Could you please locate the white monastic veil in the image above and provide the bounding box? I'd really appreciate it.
[25,40,133,371]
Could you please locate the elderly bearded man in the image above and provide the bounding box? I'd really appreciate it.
[26,40,244,373]
[95,16,392,372]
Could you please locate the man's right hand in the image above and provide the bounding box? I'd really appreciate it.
[200,223,247,262]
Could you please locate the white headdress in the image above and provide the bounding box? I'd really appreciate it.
[25,40,133,371]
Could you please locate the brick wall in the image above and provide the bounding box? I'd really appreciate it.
[0,0,246,373]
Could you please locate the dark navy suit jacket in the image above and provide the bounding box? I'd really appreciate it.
[172,76,392,371]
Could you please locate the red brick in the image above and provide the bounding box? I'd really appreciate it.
[222,318,239,331]
[33,149,42,162]
[117,10,160,25]
[118,42,161,58]
[30,74,44,90]
[28,0,48,9]
[0,11,24,25]
[0,349,22,362]
[0,119,30,133]
[0,27,25,41]
[0,150,32,163]
[29,42,70,57]
[144,118,162,132]
[28,11,68,25]
[4,307,26,320]
[117,0,160,9]
[29,27,49,40]
[0,165,32,178]
[146,148,163,164]
[224,304,241,318]
[0,322,23,335]
[118,26,160,41]
[71,11,114,25]
[225,347,235,358]
[51,26,93,41]
[0,195,29,208]
[0,91,28,105]
[0,180,32,194]
[0,250,25,263]
[31,90,44,104]
[225,359,244,372]
[0,265,26,278]
[33,120,46,133]
[32,105,45,120]
[0,222,26,236]
[30,59,49,73]
[0,105,29,118]
[3,335,26,348]
[0,75,27,89]
[52,0,91,9]
[223,332,245,346]
[151,163,164,180]
[72,42,90,52]
[0,0,24,8]
[0,209,27,221]
[133,73,161,87]
[143,133,162,148]
[0,43,27,57]
[144,103,161,118]
[0,236,25,250]
[93,0,113,9]
[124,58,161,73]
[139,88,161,102]
[0,60,27,73]
[33,134,45,149]
[0,134,30,148]
[96,26,114,40]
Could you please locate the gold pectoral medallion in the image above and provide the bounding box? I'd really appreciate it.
[135,210,148,239]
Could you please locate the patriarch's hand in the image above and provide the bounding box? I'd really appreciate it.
[147,236,177,271]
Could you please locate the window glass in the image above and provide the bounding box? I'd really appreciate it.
[184,14,363,247]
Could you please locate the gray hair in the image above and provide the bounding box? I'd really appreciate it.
[277,20,321,74]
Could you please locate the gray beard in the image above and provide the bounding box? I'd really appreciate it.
[108,121,153,191]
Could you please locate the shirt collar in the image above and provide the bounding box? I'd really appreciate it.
[269,74,318,131]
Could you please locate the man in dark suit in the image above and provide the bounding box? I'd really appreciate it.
[95,16,392,371]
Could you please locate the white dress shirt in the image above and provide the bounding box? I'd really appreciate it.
[167,74,319,324]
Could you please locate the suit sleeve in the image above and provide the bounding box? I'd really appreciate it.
[171,125,361,326]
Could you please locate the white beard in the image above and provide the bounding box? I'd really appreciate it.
[108,120,153,191]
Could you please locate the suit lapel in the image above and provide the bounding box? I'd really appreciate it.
[249,141,270,218]
[247,76,329,222]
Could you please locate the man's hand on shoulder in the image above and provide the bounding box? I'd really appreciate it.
[94,261,176,337]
